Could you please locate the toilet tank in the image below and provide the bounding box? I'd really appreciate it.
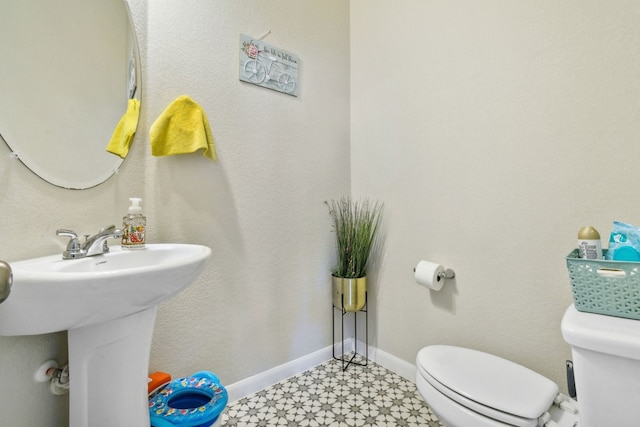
[561,304,640,427]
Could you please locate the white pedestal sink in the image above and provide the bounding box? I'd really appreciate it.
[0,244,211,427]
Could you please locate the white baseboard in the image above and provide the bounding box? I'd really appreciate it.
[225,344,336,403]
[225,340,418,403]
[372,347,417,382]
[354,338,417,382]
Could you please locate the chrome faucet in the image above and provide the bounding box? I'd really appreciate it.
[83,225,124,257]
[56,225,123,259]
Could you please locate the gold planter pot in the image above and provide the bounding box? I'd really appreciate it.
[332,275,367,312]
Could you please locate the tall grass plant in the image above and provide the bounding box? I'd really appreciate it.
[326,197,383,279]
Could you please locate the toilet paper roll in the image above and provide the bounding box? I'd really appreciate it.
[415,260,445,291]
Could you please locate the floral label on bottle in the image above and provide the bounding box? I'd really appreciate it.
[123,219,145,247]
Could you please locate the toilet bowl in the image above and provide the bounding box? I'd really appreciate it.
[416,345,578,427]
[149,371,228,427]
[416,304,640,427]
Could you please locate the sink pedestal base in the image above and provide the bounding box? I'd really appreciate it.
[68,307,158,427]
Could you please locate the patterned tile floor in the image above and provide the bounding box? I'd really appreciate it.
[220,354,444,426]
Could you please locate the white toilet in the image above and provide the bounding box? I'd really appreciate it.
[416,304,640,427]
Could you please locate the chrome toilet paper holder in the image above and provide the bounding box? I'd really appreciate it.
[412,267,455,280]
[438,268,456,281]
[413,261,456,291]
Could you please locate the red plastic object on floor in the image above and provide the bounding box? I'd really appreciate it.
[148,371,172,395]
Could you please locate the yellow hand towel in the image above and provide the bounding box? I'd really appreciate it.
[149,95,217,161]
[106,98,141,159]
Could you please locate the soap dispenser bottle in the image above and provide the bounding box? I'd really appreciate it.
[122,197,146,250]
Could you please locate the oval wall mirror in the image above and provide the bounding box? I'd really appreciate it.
[0,0,141,190]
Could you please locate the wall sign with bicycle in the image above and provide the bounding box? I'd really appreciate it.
[240,34,299,97]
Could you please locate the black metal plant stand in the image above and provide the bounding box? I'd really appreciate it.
[332,291,368,371]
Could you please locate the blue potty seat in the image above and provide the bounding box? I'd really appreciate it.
[149,371,228,427]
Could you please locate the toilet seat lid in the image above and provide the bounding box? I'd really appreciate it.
[417,345,559,420]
